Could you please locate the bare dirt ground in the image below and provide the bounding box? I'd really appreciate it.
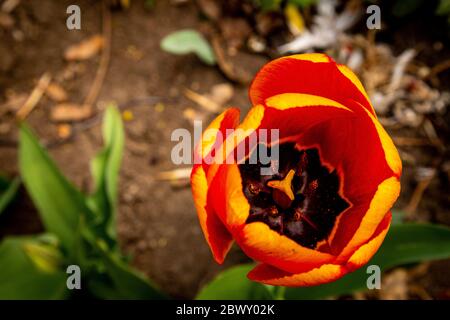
[0,0,449,299]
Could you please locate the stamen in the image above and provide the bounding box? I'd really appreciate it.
[248,183,260,195]
[239,144,350,250]
[267,169,296,201]
[268,206,279,216]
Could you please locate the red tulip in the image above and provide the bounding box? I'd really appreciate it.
[191,54,401,286]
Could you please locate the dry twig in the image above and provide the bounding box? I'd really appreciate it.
[83,0,112,109]
[16,72,52,121]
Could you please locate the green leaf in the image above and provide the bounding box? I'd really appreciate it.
[288,0,317,8]
[286,223,450,299]
[392,0,424,17]
[144,0,155,9]
[0,236,68,299]
[391,209,405,225]
[160,29,216,65]
[0,176,20,215]
[437,0,450,15]
[90,240,166,300]
[197,223,450,300]
[196,264,274,300]
[254,0,283,11]
[23,240,64,273]
[19,124,93,250]
[87,105,124,241]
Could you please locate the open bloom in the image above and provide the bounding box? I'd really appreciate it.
[191,53,401,286]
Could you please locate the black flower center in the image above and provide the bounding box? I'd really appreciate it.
[238,142,350,249]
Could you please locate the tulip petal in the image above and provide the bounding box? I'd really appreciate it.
[205,104,266,186]
[237,222,335,274]
[248,262,346,287]
[194,107,240,178]
[208,163,251,230]
[191,108,241,263]
[346,212,392,271]
[337,178,399,261]
[292,102,400,254]
[359,104,402,177]
[259,93,355,142]
[191,165,233,263]
[249,54,374,115]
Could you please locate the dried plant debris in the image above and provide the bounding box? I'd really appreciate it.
[184,83,234,113]
[64,35,105,61]
[362,46,449,127]
[50,103,92,122]
[279,0,361,53]
[276,1,449,133]
[45,83,68,103]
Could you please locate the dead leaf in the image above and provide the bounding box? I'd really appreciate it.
[64,35,104,61]
[209,83,234,106]
[57,124,72,139]
[197,0,221,21]
[0,12,14,28]
[183,107,205,123]
[184,88,221,113]
[45,83,68,102]
[51,103,92,122]
[1,0,20,13]
[157,167,192,181]
[16,72,52,120]
[0,92,27,115]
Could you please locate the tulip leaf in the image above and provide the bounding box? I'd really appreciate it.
[196,264,274,300]
[160,29,216,65]
[87,105,124,242]
[0,236,68,299]
[254,0,283,11]
[197,223,450,300]
[19,124,94,251]
[286,223,450,299]
[391,209,405,225]
[90,240,166,300]
[0,176,20,216]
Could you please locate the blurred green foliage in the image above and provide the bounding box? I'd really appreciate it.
[253,0,317,11]
[0,175,20,216]
[383,0,450,23]
[197,222,450,299]
[161,29,216,65]
[0,106,165,299]
[437,0,450,22]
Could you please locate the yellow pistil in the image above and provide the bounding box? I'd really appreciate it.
[267,169,296,201]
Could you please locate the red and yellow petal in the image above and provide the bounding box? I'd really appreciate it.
[248,262,346,287]
[258,93,355,142]
[359,104,402,177]
[337,178,399,262]
[191,108,241,263]
[207,160,337,274]
[346,212,392,271]
[194,107,240,178]
[249,54,374,115]
[205,105,265,186]
[208,163,250,230]
[246,212,391,286]
[236,222,335,274]
[191,165,233,264]
[292,101,400,254]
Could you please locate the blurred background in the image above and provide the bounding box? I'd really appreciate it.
[0,0,449,299]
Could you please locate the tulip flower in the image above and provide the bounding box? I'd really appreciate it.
[191,53,401,286]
